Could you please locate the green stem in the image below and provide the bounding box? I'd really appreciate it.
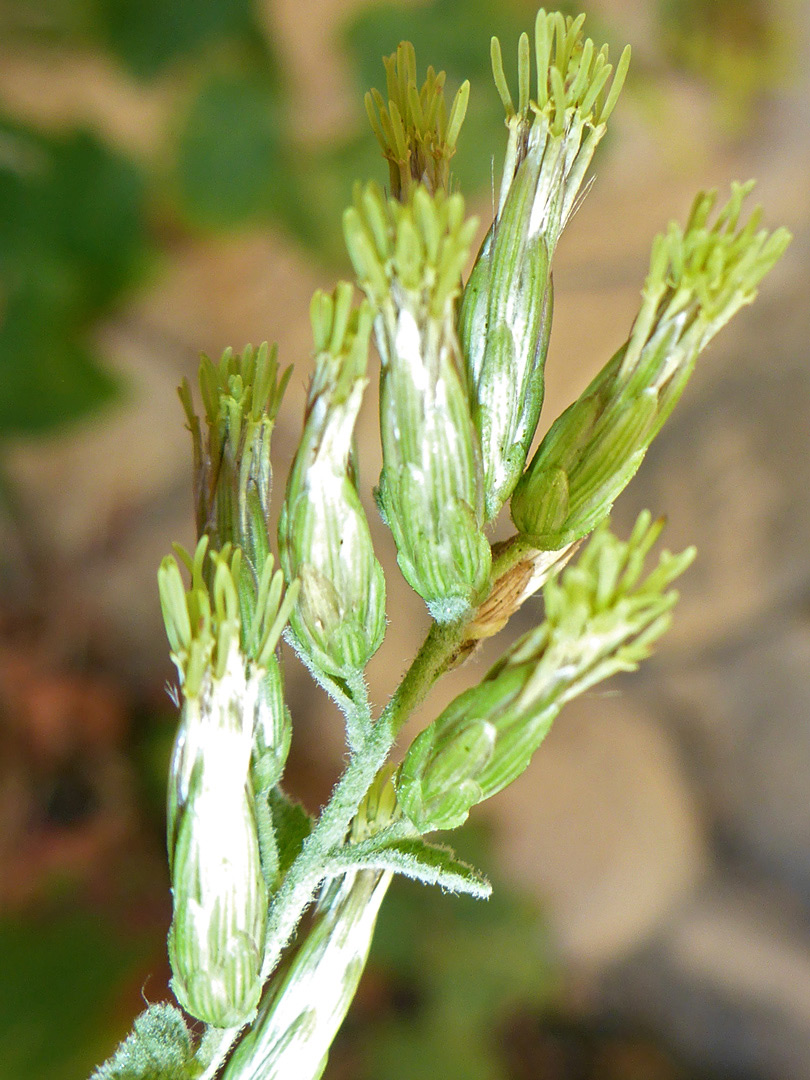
[380,533,543,736]
[381,617,469,736]
[258,716,393,983]
[345,668,374,748]
[286,632,373,751]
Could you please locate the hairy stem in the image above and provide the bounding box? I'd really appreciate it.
[381,619,469,736]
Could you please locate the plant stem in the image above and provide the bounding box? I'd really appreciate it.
[345,668,374,749]
[382,534,548,735]
[381,619,469,735]
[258,717,393,981]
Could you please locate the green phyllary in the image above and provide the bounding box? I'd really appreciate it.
[279,282,385,710]
[511,182,791,548]
[344,182,491,623]
[460,11,630,521]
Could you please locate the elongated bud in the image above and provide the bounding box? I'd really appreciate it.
[398,514,695,831]
[159,540,298,1026]
[279,282,386,682]
[365,40,469,199]
[250,660,293,895]
[460,11,629,520]
[246,558,301,890]
[344,181,491,623]
[178,342,292,607]
[511,183,791,547]
[179,345,296,856]
[222,772,397,1080]
[350,764,400,842]
[222,869,391,1080]
[491,11,630,243]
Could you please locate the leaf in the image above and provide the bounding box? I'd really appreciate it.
[95,0,257,80]
[0,123,148,435]
[268,787,313,884]
[174,72,290,230]
[0,297,119,434]
[0,125,147,312]
[333,835,492,898]
[90,1003,200,1080]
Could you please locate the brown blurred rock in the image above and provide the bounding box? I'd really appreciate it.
[604,878,810,1079]
[490,694,707,970]
[658,614,810,897]
[0,45,175,159]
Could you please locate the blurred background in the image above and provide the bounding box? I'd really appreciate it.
[0,0,808,1077]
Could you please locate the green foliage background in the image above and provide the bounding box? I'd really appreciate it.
[0,0,784,437]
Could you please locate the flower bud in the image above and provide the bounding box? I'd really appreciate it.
[278,282,385,681]
[222,769,399,1077]
[398,514,695,831]
[459,12,629,521]
[459,167,552,521]
[490,12,630,250]
[349,765,400,842]
[251,661,291,809]
[159,541,298,1025]
[365,40,469,200]
[511,182,791,547]
[344,182,491,623]
[178,342,291,614]
[167,686,266,1027]
[249,605,296,893]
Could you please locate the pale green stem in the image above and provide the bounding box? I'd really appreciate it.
[381,618,469,736]
[381,533,546,734]
[285,632,373,752]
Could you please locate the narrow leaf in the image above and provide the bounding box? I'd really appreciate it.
[331,836,492,899]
